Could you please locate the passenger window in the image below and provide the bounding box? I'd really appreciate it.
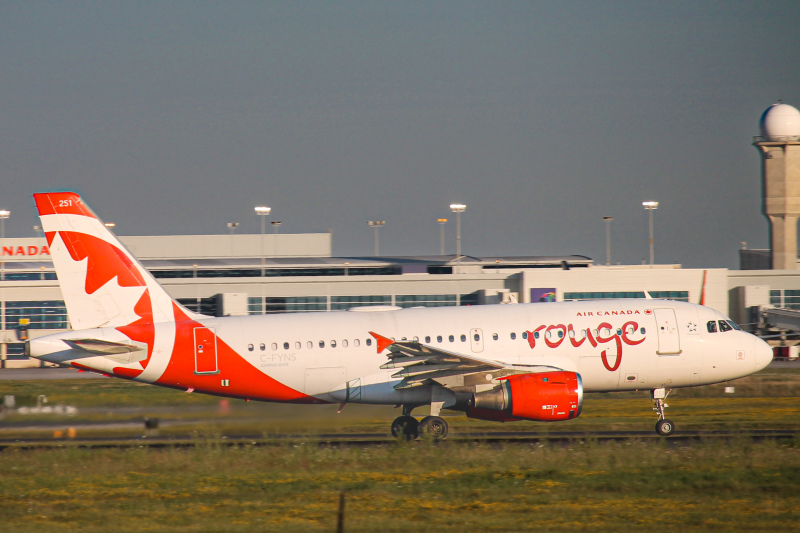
[640,327,646,335]
[492,333,498,341]
[283,342,290,350]
[354,339,360,347]
[522,332,528,340]
[707,321,717,333]
[449,335,455,342]
[342,339,349,348]
[413,336,419,342]
[437,335,443,343]
[260,343,266,351]
[307,341,313,349]
[510,332,517,340]
[460,334,466,342]
[425,336,431,343]
[474,333,480,341]
[568,329,576,339]
[616,328,622,336]
[295,341,301,349]
[247,344,254,351]
[557,330,564,338]
[319,340,325,348]
[366,338,372,346]
[719,321,732,332]
[271,342,278,351]
[331,340,337,348]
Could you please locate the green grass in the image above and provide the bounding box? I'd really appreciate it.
[0,369,798,531]
[0,438,798,532]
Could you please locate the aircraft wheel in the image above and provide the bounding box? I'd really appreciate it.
[418,416,448,440]
[391,415,419,440]
[656,419,675,436]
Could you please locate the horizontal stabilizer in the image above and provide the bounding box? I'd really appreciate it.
[63,338,149,364]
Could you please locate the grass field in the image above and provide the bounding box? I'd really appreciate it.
[0,438,799,532]
[1,368,799,531]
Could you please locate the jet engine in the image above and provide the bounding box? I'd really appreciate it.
[468,371,583,422]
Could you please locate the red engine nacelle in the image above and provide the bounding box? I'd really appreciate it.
[469,371,583,422]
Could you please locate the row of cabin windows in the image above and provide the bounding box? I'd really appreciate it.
[248,338,375,351]
[707,320,741,333]
[247,325,649,352]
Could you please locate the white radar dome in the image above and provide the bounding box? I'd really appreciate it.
[759,103,800,141]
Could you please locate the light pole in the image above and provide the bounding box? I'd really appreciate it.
[642,201,658,267]
[0,210,9,241]
[255,206,271,270]
[450,204,466,265]
[437,218,447,255]
[0,210,8,281]
[367,221,385,256]
[603,216,613,266]
[226,223,239,257]
[271,221,282,257]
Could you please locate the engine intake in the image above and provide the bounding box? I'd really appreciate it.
[470,371,583,422]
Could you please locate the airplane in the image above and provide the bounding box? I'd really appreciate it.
[27,192,774,439]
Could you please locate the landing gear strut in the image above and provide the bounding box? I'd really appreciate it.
[651,388,674,436]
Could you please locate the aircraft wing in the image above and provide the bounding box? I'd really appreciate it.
[370,331,510,389]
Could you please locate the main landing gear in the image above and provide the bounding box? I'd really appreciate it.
[651,388,675,436]
[391,406,449,441]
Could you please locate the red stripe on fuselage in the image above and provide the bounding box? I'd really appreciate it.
[154,303,315,403]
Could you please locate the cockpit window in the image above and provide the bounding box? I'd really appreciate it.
[718,320,732,332]
[707,321,717,333]
[727,320,741,331]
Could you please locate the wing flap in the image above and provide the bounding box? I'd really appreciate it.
[369,331,506,389]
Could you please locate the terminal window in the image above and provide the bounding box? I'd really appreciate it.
[770,289,800,309]
[4,301,68,330]
[5,343,28,360]
[331,295,391,310]
[395,294,457,308]
[265,296,327,313]
[563,291,688,302]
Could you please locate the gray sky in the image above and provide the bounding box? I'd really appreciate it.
[2,1,799,267]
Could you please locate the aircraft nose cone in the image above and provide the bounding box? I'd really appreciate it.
[754,338,773,372]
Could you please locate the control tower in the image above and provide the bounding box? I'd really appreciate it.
[754,102,800,269]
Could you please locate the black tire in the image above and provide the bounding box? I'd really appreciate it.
[418,415,448,440]
[391,415,419,440]
[656,418,675,436]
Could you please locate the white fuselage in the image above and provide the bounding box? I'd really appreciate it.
[30,299,773,405]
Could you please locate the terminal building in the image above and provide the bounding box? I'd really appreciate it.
[2,102,800,367]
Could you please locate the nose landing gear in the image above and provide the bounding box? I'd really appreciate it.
[651,388,674,436]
